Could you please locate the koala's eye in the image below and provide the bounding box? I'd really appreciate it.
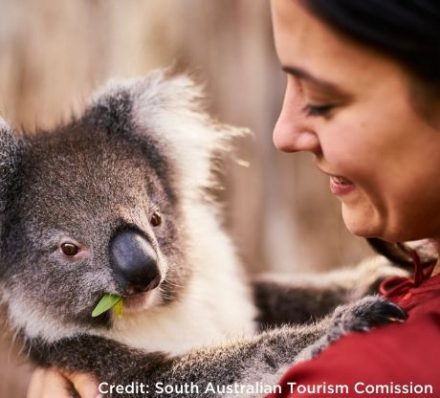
[150,211,162,227]
[61,242,79,256]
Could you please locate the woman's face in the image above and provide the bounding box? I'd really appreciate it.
[271,0,440,242]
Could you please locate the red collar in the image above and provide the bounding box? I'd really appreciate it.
[379,249,438,305]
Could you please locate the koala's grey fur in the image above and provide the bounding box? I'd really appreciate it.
[0,71,407,398]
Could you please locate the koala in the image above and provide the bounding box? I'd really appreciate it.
[0,71,407,398]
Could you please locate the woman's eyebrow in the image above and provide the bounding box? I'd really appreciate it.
[282,65,345,94]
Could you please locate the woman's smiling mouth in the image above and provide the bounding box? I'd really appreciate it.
[329,175,355,196]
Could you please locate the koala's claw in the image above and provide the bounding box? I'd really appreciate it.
[376,302,407,324]
[331,296,407,336]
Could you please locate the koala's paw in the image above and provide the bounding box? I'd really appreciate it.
[329,295,407,337]
[296,296,406,362]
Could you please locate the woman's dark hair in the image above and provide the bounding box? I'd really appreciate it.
[302,0,440,85]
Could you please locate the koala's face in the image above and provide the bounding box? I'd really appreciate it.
[0,72,222,336]
[3,125,190,332]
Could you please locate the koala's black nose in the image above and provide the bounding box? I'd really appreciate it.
[110,230,161,295]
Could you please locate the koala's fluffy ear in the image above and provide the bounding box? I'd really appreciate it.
[0,118,21,238]
[90,70,247,194]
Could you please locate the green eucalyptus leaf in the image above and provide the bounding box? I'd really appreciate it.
[92,294,122,317]
[114,299,124,318]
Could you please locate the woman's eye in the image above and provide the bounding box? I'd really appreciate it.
[60,242,79,256]
[303,103,335,117]
[150,211,162,227]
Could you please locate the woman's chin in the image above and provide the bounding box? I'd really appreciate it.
[341,203,383,238]
[342,208,410,243]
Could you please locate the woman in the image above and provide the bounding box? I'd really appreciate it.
[28,0,440,397]
[266,0,440,397]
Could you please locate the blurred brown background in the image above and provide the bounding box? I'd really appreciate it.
[0,0,373,396]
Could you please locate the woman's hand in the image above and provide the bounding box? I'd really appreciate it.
[27,367,100,398]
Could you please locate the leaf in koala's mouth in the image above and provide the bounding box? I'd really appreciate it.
[92,294,123,317]
[113,299,124,318]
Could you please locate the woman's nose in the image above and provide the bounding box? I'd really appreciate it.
[273,83,320,153]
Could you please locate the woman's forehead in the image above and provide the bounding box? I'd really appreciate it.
[270,0,407,92]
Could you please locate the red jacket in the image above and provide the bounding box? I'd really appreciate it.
[267,259,440,398]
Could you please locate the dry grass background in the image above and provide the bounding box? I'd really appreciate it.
[0,1,373,396]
